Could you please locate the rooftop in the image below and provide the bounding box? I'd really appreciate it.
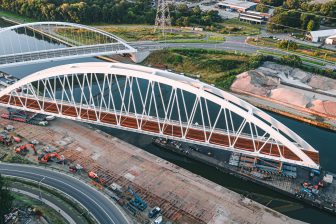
[310,29,336,38]
[218,0,257,9]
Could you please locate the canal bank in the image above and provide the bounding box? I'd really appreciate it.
[0,112,304,224]
[1,18,336,223]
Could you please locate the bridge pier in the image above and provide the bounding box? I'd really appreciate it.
[130,50,151,63]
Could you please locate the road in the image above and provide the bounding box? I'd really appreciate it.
[0,163,130,224]
[130,37,336,69]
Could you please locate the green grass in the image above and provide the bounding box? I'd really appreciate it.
[211,19,261,36]
[54,26,222,45]
[248,37,336,63]
[101,26,206,42]
[161,38,223,44]
[12,193,67,224]
[8,177,96,224]
[0,9,36,23]
[257,50,326,66]
[143,49,263,89]
[3,154,34,164]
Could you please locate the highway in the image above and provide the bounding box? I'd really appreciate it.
[0,163,130,224]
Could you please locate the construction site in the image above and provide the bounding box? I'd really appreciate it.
[0,107,304,224]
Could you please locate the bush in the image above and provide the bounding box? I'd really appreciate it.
[277,40,298,50]
[279,55,302,67]
[166,54,183,65]
[217,75,236,90]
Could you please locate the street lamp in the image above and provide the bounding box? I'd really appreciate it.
[39,176,46,202]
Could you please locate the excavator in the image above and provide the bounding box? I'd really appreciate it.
[39,152,64,163]
[88,171,106,184]
[128,186,147,211]
[0,132,21,145]
[15,143,37,156]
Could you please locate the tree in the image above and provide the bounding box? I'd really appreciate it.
[306,20,315,31]
[0,174,13,224]
[284,0,300,9]
[278,40,298,50]
[280,55,302,67]
[261,0,284,7]
[256,4,269,13]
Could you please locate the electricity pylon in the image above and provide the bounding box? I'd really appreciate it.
[154,0,172,36]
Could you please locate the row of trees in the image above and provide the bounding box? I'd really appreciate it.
[0,0,156,24]
[256,0,335,32]
[0,0,221,26]
[172,5,222,27]
[268,9,320,32]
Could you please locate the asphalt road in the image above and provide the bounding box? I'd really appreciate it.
[0,163,129,224]
[130,39,335,70]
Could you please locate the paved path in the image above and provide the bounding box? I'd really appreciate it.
[11,188,76,224]
[0,163,130,224]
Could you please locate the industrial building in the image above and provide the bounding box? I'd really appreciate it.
[239,11,268,23]
[308,29,336,43]
[325,34,336,45]
[217,0,257,12]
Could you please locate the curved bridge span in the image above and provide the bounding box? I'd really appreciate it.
[0,62,319,169]
[0,22,136,67]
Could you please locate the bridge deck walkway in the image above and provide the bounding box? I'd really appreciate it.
[0,94,319,165]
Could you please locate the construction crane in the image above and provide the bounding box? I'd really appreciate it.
[128,186,147,211]
[39,152,64,163]
[15,143,37,156]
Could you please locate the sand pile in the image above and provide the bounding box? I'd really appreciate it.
[230,62,336,118]
[269,88,311,108]
[230,70,279,96]
[308,76,336,94]
[309,100,336,117]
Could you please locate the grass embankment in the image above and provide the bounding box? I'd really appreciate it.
[12,193,67,224]
[143,48,263,89]
[8,177,96,224]
[209,19,261,36]
[0,9,36,23]
[55,26,225,44]
[248,37,336,63]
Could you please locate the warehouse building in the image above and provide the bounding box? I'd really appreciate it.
[308,29,336,43]
[239,11,268,23]
[217,0,257,12]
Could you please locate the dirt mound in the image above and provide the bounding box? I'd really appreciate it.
[230,70,279,96]
[308,100,336,117]
[269,88,311,108]
[308,76,336,93]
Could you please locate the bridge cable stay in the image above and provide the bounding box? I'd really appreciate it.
[0,62,320,169]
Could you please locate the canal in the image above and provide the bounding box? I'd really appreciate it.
[1,18,336,223]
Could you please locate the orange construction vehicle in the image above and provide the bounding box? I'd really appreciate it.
[88,171,106,184]
[39,152,64,163]
[15,143,37,156]
[12,136,21,143]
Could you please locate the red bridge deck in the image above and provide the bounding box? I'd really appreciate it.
[0,95,319,165]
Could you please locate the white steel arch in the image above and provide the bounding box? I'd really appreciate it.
[0,62,320,169]
[0,22,136,67]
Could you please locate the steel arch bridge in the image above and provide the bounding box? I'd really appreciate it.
[0,22,136,68]
[0,62,320,169]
